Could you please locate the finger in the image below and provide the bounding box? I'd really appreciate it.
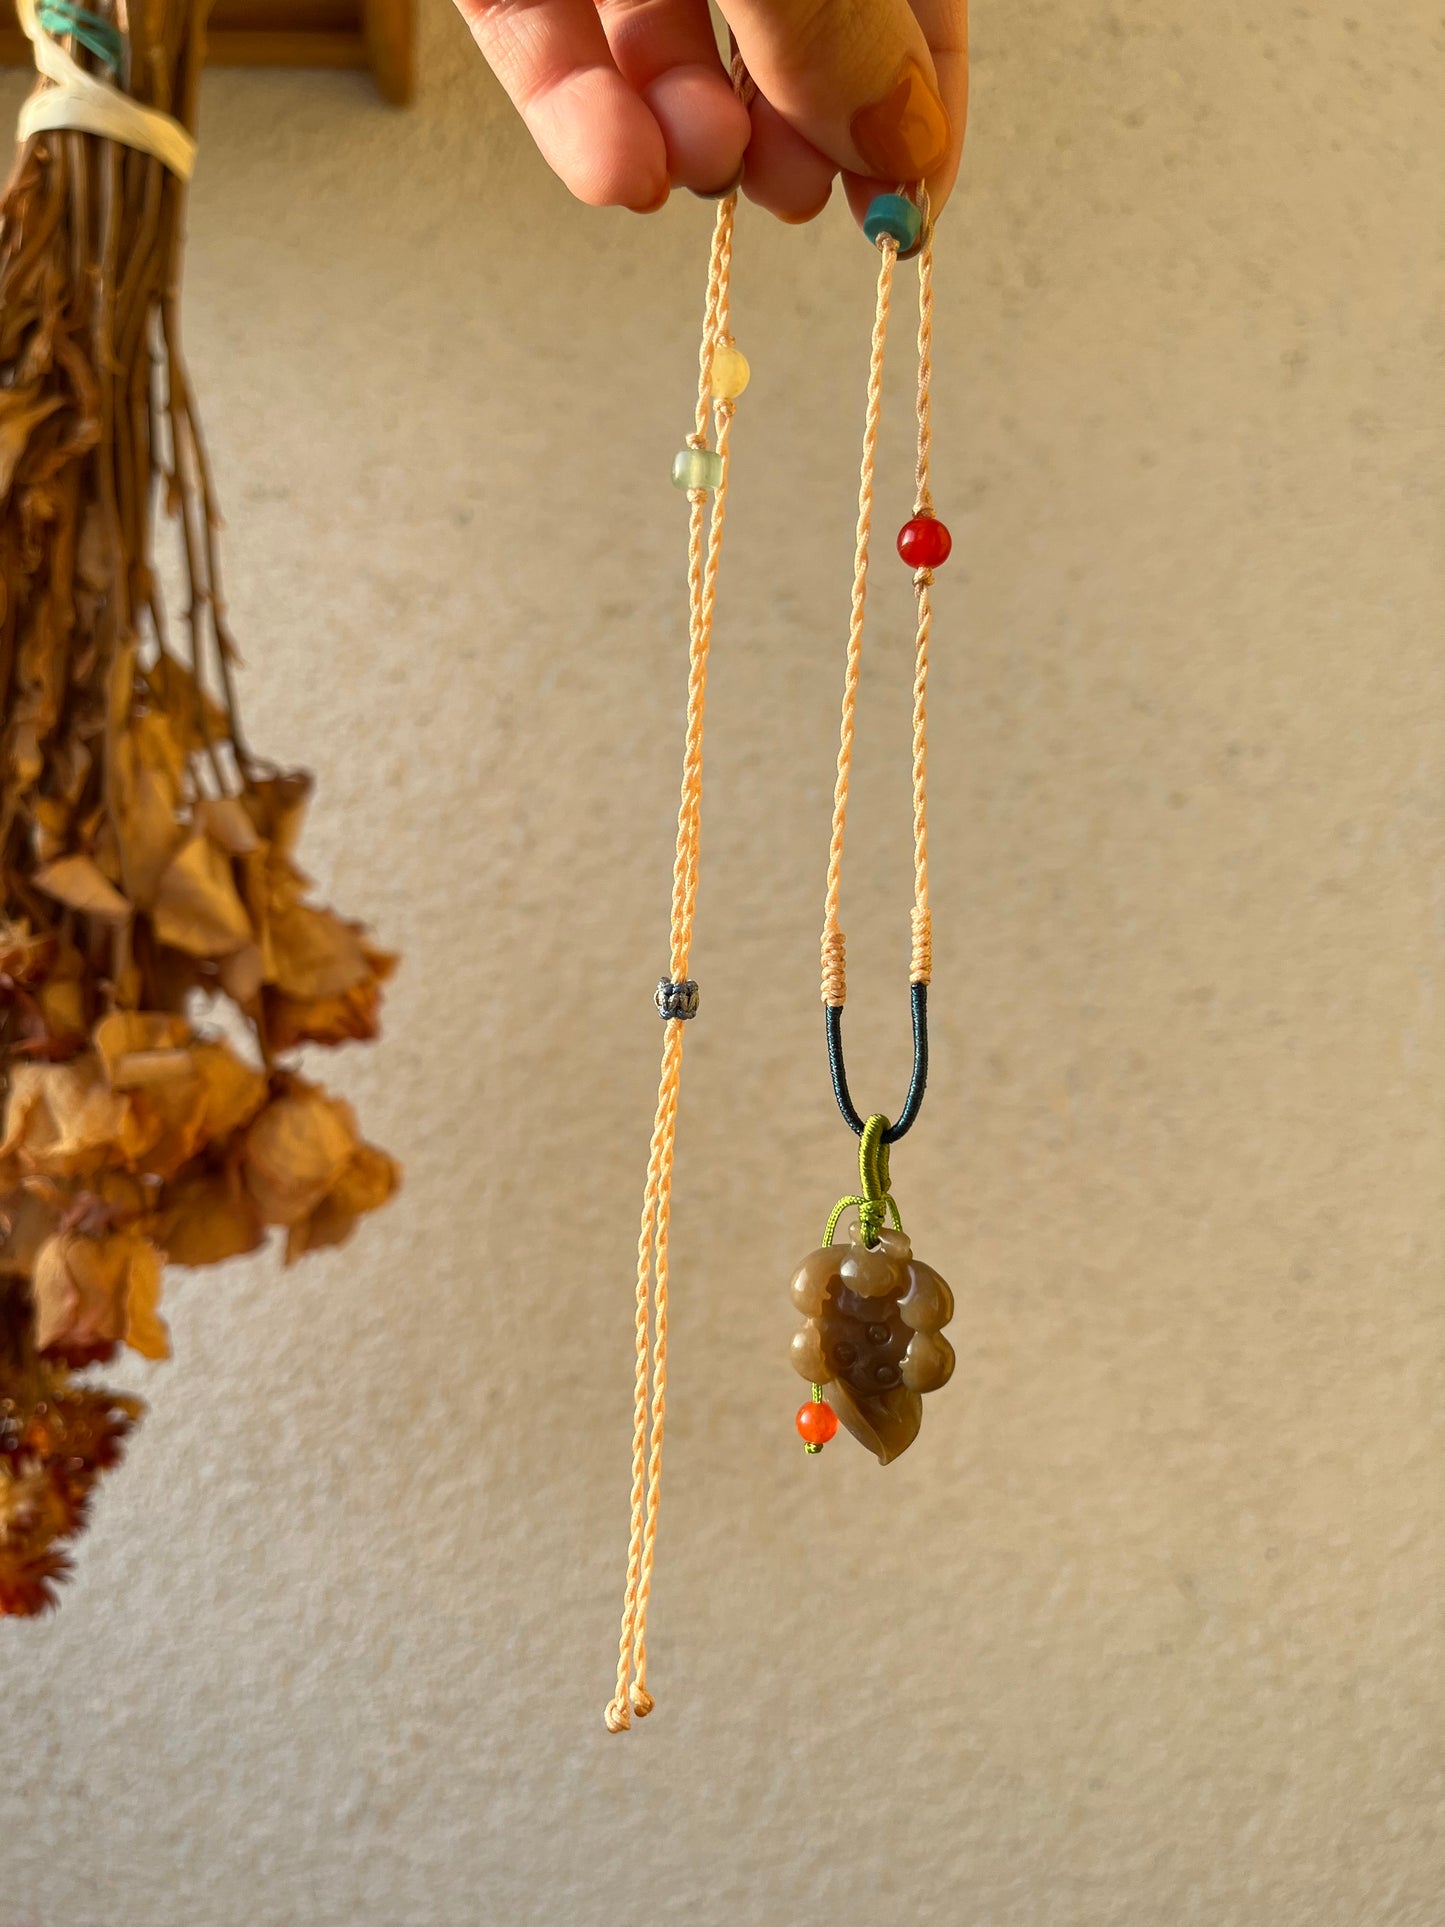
[740,92,836,224]
[457,0,669,209]
[594,0,752,193]
[916,0,969,210]
[717,0,956,194]
[843,0,968,223]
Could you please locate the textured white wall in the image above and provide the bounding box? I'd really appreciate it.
[5,3,1444,1922]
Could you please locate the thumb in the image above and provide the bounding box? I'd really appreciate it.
[719,0,960,197]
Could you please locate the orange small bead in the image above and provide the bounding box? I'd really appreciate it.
[795,1400,839,1446]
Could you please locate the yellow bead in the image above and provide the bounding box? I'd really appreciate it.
[709,345,750,401]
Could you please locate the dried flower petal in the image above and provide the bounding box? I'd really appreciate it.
[126,1039,266,1179]
[0,1060,146,1179]
[144,654,229,755]
[152,834,253,957]
[285,1139,400,1263]
[265,940,396,1051]
[193,796,259,856]
[94,1011,192,1087]
[156,1174,263,1269]
[219,942,264,1007]
[266,902,371,1000]
[32,1230,169,1361]
[190,1043,268,1142]
[0,922,57,983]
[113,710,187,906]
[242,1081,359,1227]
[35,937,87,1046]
[33,854,131,923]
[122,1241,168,1361]
[265,974,386,1051]
[0,1187,58,1276]
[242,772,311,859]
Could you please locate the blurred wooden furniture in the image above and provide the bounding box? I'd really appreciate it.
[0,0,415,104]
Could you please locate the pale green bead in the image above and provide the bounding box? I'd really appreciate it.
[709,345,750,401]
[671,447,723,492]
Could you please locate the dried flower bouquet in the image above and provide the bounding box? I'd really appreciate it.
[0,0,397,1613]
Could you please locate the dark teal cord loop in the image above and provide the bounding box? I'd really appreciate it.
[38,1,123,75]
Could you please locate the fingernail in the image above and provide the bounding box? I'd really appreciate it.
[850,57,950,183]
[688,166,744,202]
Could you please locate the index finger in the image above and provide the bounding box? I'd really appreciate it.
[457,0,670,209]
[843,0,968,224]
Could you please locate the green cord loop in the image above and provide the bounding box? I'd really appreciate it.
[823,1112,903,1248]
[38,1,123,74]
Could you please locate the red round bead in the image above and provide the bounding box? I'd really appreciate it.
[897,515,952,569]
[796,1400,839,1446]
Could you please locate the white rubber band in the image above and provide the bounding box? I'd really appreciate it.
[16,0,196,179]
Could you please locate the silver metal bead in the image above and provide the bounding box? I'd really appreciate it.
[655,978,700,1021]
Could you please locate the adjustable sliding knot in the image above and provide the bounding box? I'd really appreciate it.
[910,906,932,986]
[655,977,699,1021]
[820,927,846,1007]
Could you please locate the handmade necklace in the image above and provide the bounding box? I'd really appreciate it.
[789,187,956,1470]
[604,172,953,1736]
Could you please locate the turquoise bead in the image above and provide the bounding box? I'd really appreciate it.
[671,447,723,492]
[863,192,923,253]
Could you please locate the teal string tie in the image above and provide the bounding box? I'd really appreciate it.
[37,1,123,75]
[823,1112,903,1249]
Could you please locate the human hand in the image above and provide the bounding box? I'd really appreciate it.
[454,0,967,228]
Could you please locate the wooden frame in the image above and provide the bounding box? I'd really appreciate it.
[0,0,414,104]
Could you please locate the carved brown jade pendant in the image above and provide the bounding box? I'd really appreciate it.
[790,1225,955,1464]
